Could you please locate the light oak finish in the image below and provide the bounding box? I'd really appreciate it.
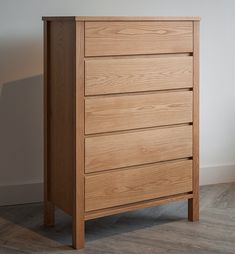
[85,56,193,95]
[43,16,200,249]
[43,20,85,248]
[188,21,200,221]
[43,20,55,227]
[45,20,75,215]
[85,192,193,220]
[85,21,193,56]
[85,125,192,173]
[43,16,200,21]
[85,160,192,211]
[73,21,85,249]
[85,90,193,134]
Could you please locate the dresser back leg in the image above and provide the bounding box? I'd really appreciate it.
[188,196,199,221]
[44,201,55,226]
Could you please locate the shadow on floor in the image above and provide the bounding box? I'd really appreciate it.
[2,184,235,253]
[0,200,188,250]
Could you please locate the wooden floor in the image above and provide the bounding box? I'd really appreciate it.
[0,183,235,253]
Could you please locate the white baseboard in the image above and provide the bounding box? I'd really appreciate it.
[200,164,235,186]
[0,164,235,206]
[0,182,43,206]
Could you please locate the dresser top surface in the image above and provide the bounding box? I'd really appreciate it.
[42,16,200,21]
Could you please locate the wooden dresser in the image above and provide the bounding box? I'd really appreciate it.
[42,16,200,249]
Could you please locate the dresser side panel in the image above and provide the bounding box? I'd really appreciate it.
[72,21,85,249]
[46,20,76,214]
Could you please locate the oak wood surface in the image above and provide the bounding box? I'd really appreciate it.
[188,21,200,221]
[85,21,193,56]
[42,16,201,21]
[43,20,55,227]
[85,56,193,95]
[46,21,75,215]
[43,17,200,250]
[72,21,85,249]
[85,91,193,134]
[85,160,192,211]
[85,192,193,220]
[85,125,192,173]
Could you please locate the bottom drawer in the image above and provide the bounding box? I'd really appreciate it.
[85,160,192,212]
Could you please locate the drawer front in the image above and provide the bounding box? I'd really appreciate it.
[85,125,192,173]
[85,21,193,56]
[85,160,193,211]
[85,56,193,95]
[85,91,193,134]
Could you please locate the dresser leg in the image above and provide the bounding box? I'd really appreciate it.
[44,201,55,227]
[72,215,84,249]
[188,196,199,221]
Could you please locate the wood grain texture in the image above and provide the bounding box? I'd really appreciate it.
[85,91,193,134]
[46,21,75,215]
[85,160,192,211]
[85,125,192,173]
[85,192,193,220]
[188,21,200,221]
[42,16,201,21]
[85,56,193,95]
[43,17,200,249]
[43,20,55,227]
[85,21,193,56]
[81,16,200,21]
[72,21,85,249]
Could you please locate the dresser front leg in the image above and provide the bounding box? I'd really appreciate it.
[72,214,85,249]
[188,196,199,221]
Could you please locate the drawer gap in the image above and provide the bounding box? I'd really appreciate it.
[85,52,193,60]
[85,88,193,99]
[85,122,192,138]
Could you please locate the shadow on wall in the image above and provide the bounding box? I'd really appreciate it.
[0,75,43,185]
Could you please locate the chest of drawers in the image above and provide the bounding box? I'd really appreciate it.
[42,16,200,249]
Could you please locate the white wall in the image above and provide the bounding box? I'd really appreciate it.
[1,0,235,205]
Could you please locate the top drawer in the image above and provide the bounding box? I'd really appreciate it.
[85,21,193,56]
